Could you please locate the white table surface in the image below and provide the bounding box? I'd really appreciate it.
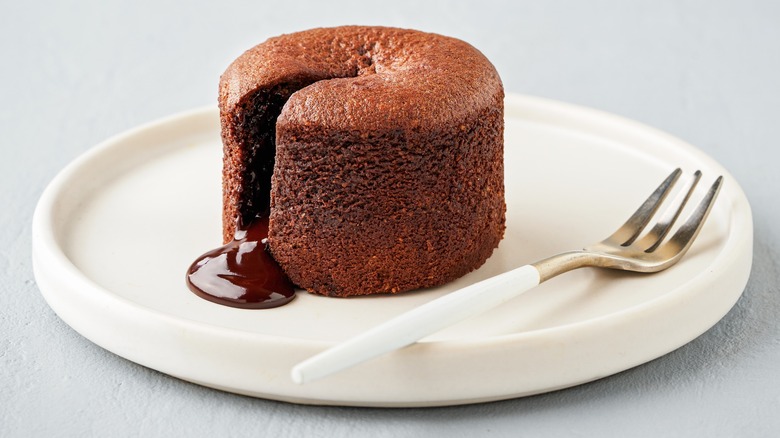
[2,1,778,436]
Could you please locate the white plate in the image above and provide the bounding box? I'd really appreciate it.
[32,94,752,407]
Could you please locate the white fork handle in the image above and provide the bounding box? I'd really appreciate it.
[291,265,541,384]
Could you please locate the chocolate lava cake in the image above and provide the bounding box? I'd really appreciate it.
[218,26,505,297]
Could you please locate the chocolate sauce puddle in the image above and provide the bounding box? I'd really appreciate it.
[186,213,295,309]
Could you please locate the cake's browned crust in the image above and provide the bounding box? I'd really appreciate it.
[219,26,505,297]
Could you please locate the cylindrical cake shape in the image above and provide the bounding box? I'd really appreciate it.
[219,26,505,297]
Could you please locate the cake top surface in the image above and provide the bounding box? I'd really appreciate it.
[219,26,503,131]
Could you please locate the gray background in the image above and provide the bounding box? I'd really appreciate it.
[2,0,778,436]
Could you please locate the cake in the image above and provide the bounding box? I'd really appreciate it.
[218,26,505,297]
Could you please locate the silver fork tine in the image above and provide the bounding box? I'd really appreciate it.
[637,170,702,252]
[610,168,682,246]
[663,176,723,257]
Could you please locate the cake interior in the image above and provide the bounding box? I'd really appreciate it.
[232,82,315,228]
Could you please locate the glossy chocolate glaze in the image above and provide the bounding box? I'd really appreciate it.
[186,214,295,309]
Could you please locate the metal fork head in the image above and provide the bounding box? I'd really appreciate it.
[533,168,723,282]
[589,168,723,272]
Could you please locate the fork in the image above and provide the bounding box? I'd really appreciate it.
[291,168,723,384]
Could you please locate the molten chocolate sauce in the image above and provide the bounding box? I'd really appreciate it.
[186,214,295,309]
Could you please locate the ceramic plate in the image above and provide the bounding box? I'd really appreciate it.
[32,94,752,407]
